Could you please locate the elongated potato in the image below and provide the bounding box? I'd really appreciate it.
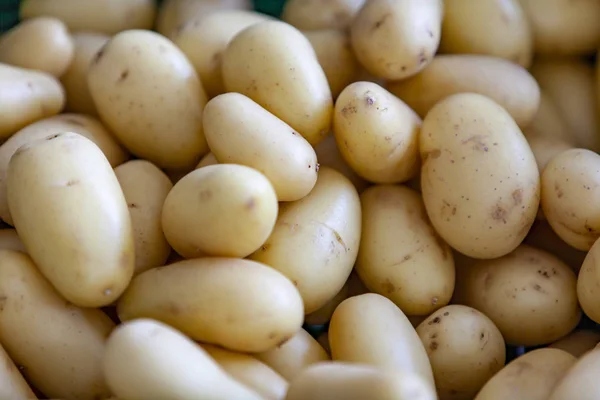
[171,10,270,98]
[357,185,455,315]
[549,330,600,358]
[88,29,208,169]
[61,32,110,116]
[549,348,600,399]
[117,257,304,353]
[104,319,263,400]
[329,293,434,386]
[7,132,134,307]
[256,328,330,381]
[0,63,65,139]
[350,0,443,80]
[333,82,420,184]
[388,55,541,128]
[163,164,278,258]
[222,20,333,145]
[203,93,318,202]
[314,135,369,193]
[0,250,114,400]
[285,362,436,400]
[282,0,365,31]
[20,0,156,34]
[114,160,173,276]
[250,167,361,313]
[202,344,288,400]
[577,237,600,324]
[474,348,576,400]
[0,230,25,253]
[0,343,36,400]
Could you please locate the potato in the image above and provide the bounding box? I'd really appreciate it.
[420,93,540,259]
[357,185,455,315]
[333,82,420,184]
[314,135,369,193]
[114,160,173,275]
[7,132,134,307]
[350,0,443,80]
[103,319,263,400]
[20,0,156,34]
[454,245,580,346]
[304,30,363,99]
[61,32,110,116]
[522,92,573,145]
[201,344,288,400]
[163,164,278,258]
[0,113,129,226]
[0,17,74,77]
[0,63,65,139]
[549,330,600,358]
[171,10,269,98]
[440,0,533,67]
[329,293,434,386]
[0,250,114,400]
[203,93,318,202]
[222,20,333,145]
[530,58,600,152]
[196,152,218,169]
[256,328,330,381]
[0,229,25,253]
[88,29,208,169]
[523,220,587,271]
[548,347,600,399]
[282,0,365,31]
[541,149,600,251]
[387,55,541,128]
[117,257,304,353]
[0,343,36,400]
[474,348,576,400]
[285,362,436,400]
[577,237,600,324]
[518,0,600,56]
[416,305,506,400]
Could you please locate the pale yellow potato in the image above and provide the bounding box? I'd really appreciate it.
[541,149,600,250]
[103,319,263,400]
[117,257,304,353]
[0,230,25,253]
[285,362,436,400]
[7,132,134,307]
[518,0,600,55]
[474,348,576,400]
[114,160,173,276]
[282,0,365,31]
[522,92,574,145]
[526,135,574,176]
[333,82,420,184]
[350,0,443,80]
[440,0,533,67]
[222,20,333,145]
[548,347,600,400]
[455,245,580,346]
[250,167,361,314]
[88,30,208,169]
[256,328,330,381]
[163,164,278,258]
[0,63,65,139]
[20,0,156,35]
[196,152,218,169]
[314,135,368,193]
[0,17,73,77]
[0,250,114,400]
[203,93,318,202]
[416,305,506,400]
[420,93,540,259]
[0,113,129,226]
[329,293,434,386]
[523,220,587,271]
[549,330,600,358]
[61,32,110,116]
[357,185,455,315]
[387,55,541,128]
[202,344,288,400]
[531,58,600,152]
[304,30,363,99]
[0,343,36,400]
[577,237,600,324]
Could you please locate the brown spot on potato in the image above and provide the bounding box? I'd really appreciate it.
[429,341,438,350]
[426,28,434,38]
[428,316,441,325]
[554,183,564,198]
[246,198,255,210]
[341,105,357,116]
[365,95,375,106]
[462,135,489,152]
[480,332,485,340]
[431,297,438,305]
[483,273,494,289]
[491,206,508,223]
[422,149,441,162]
[199,190,212,201]
[584,223,596,233]
[46,134,61,141]
[92,44,107,65]
[260,244,270,251]
[382,279,395,294]
[117,69,129,83]
[66,179,79,187]
[418,49,428,64]
[372,13,391,31]
[128,203,139,209]
[532,283,546,294]
[402,254,412,262]
[0,295,7,311]
[512,188,523,205]
[443,312,449,316]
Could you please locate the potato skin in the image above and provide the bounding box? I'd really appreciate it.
[549,330,600,358]
[548,348,600,400]
[577,237,600,324]
[0,230,26,253]
[420,93,540,259]
[314,135,369,193]
[0,343,36,400]
[282,0,365,31]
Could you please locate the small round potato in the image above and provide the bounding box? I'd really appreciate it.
[313,135,369,193]
[0,229,26,253]
[549,330,600,358]
[334,82,420,184]
[88,29,209,169]
[0,343,36,400]
[416,305,506,400]
[162,164,278,258]
[548,348,600,399]
[350,0,443,80]
[282,0,366,31]
[117,258,304,353]
[0,17,74,77]
[577,237,600,324]
[222,20,333,145]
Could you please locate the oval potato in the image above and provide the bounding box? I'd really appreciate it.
[577,237,600,324]
[0,230,25,253]
[314,135,369,193]
[548,348,600,399]
[282,0,365,31]
[549,330,600,358]
[0,343,36,400]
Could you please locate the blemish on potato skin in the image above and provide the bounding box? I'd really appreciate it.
[554,183,564,198]
[371,13,391,31]
[461,135,489,152]
[429,341,438,350]
[92,45,107,65]
[117,69,130,83]
[382,279,395,294]
[199,190,212,201]
[0,295,7,311]
[511,188,523,205]
[245,198,255,210]
[128,203,139,209]
[422,149,441,162]
[65,179,79,187]
[491,206,508,224]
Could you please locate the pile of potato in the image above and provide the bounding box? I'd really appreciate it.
[0,0,599,399]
